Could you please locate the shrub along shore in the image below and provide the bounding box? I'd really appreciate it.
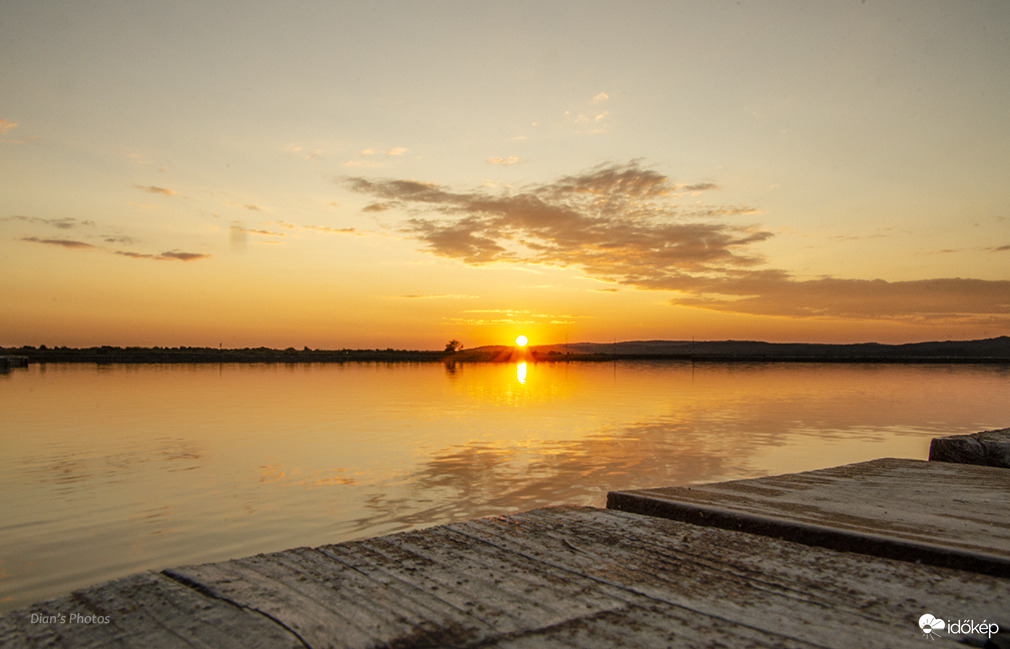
[3,336,1010,364]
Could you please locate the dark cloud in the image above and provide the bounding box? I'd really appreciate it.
[668,275,1010,322]
[115,250,210,262]
[22,237,95,249]
[159,251,210,261]
[343,161,1010,324]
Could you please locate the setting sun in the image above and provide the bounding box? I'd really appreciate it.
[515,335,528,347]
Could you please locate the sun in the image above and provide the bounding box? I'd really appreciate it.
[515,335,528,347]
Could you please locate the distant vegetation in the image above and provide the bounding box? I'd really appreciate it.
[2,346,446,364]
[3,337,1009,365]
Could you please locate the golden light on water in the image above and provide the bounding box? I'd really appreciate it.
[516,362,527,384]
[515,335,528,347]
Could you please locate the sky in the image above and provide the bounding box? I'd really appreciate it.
[2,1,1008,349]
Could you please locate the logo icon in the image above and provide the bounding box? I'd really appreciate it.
[919,614,945,640]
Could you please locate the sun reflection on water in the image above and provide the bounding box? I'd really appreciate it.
[516,362,527,384]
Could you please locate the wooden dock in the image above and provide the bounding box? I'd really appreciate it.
[3,450,1009,647]
[609,457,1010,576]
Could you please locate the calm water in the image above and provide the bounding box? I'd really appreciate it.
[1,360,1008,612]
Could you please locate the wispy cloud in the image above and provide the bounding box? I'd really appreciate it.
[353,146,408,163]
[284,143,325,159]
[22,237,95,249]
[343,161,1010,325]
[397,293,479,300]
[104,235,137,244]
[443,308,578,327]
[3,216,94,229]
[223,201,265,212]
[160,251,209,261]
[133,185,176,196]
[487,156,523,166]
[564,109,609,132]
[0,118,38,144]
[115,250,210,262]
[22,233,209,262]
[592,92,609,102]
[302,225,359,235]
[667,275,1010,324]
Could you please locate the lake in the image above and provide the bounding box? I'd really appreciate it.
[1,360,1007,613]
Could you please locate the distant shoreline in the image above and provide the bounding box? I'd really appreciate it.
[3,336,1009,365]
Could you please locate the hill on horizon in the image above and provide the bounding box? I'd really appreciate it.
[519,336,1010,359]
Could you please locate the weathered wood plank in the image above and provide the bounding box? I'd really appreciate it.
[930,428,1010,468]
[453,507,1010,648]
[0,571,303,649]
[608,458,1010,575]
[4,505,1008,648]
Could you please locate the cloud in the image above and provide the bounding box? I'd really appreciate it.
[160,251,209,261]
[678,182,719,193]
[285,143,324,159]
[0,119,38,144]
[3,216,94,229]
[104,235,137,244]
[487,156,523,166]
[224,202,263,211]
[134,185,176,195]
[343,163,766,270]
[21,233,209,262]
[592,92,609,102]
[359,146,408,157]
[22,237,95,249]
[564,109,609,132]
[116,250,210,262]
[668,275,1010,323]
[343,161,1010,324]
[441,308,578,327]
[302,225,358,234]
[397,293,479,300]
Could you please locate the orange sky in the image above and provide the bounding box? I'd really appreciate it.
[1,2,1008,349]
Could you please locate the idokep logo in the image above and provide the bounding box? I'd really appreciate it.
[918,614,944,640]
[918,613,1000,641]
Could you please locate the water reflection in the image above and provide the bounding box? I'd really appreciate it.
[1,361,1008,613]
